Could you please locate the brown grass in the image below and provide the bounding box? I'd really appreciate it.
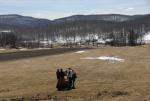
[0,46,150,101]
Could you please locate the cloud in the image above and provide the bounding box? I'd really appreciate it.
[125,7,134,11]
[89,9,97,14]
[119,7,134,11]
[0,0,149,19]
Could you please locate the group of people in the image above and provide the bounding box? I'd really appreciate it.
[56,68,77,91]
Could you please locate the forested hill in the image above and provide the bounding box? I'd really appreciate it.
[0,14,150,26]
[53,14,149,23]
[0,14,150,48]
[0,14,150,38]
[0,14,51,27]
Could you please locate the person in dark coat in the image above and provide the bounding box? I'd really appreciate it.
[72,70,77,89]
[56,69,60,80]
[68,68,73,89]
[64,70,70,90]
[59,69,65,90]
[56,69,61,90]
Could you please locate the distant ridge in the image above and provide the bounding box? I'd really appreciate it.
[0,14,150,27]
[53,14,149,23]
[0,14,51,27]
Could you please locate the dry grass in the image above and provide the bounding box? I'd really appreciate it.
[0,46,150,101]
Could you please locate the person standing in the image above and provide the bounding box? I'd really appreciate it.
[64,70,69,90]
[72,70,77,89]
[59,69,65,90]
[56,69,61,90]
[56,69,65,91]
[68,68,73,89]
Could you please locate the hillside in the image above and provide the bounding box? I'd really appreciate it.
[0,14,150,27]
[0,14,150,47]
[0,14,51,27]
[53,14,144,23]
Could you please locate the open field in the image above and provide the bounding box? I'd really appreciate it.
[0,46,150,101]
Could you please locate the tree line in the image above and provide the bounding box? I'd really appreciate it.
[0,20,149,48]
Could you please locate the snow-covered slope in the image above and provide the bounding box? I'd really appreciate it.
[144,32,150,43]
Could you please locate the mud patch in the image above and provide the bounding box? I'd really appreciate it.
[0,89,10,93]
[96,90,129,98]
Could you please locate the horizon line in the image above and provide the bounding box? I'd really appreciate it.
[0,13,150,20]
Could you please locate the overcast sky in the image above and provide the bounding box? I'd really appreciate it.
[0,0,150,20]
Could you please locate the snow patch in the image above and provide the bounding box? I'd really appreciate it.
[144,32,150,43]
[81,56,124,62]
[0,30,11,33]
[75,50,86,54]
[19,48,28,50]
[0,48,6,51]
[38,48,50,49]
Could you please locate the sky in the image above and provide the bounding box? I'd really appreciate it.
[0,0,150,20]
